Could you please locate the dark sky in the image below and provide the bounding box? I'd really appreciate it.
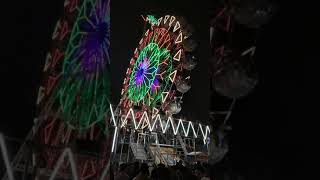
[0,0,306,179]
[0,0,66,137]
[225,0,307,178]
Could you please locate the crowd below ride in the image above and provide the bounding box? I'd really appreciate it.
[112,161,211,180]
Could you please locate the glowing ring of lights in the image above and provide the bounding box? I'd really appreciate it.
[43,0,111,130]
[127,43,173,106]
[121,15,186,110]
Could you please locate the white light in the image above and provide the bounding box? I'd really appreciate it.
[63,0,70,7]
[152,107,159,119]
[175,32,183,44]
[121,108,132,128]
[164,15,170,24]
[145,29,149,37]
[151,114,164,132]
[189,122,197,138]
[0,134,14,180]
[169,70,177,82]
[99,161,110,180]
[36,86,45,105]
[108,105,210,143]
[173,21,181,32]
[43,53,52,72]
[111,127,118,153]
[109,104,116,126]
[163,117,172,133]
[210,27,214,43]
[49,148,78,180]
[181,120,188,137]
[139,111,152,131]
[52,20,61,40]
[241,46,256,57]
[157,17,163,25]
[199,124,208,144]
[172,119,181,135]
[161,92,169,103]
[173,49,182,61]
[169,16,176,27]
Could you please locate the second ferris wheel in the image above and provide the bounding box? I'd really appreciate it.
[120,15,198,116]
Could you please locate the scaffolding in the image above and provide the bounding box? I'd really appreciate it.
[109,106,211,167]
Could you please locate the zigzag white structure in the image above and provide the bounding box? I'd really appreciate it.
[0,136,111,180]
[48,148,78,180]
[1,105,211,179]
[109,105,211,144]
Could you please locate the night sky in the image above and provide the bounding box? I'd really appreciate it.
[0,0,306,179]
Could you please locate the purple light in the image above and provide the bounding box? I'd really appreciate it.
[81,22,109,74]
[79,0,110,75]
[135,57,149,85]
[151,78,159,92]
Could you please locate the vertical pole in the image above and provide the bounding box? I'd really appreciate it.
[193,137,196,162]
[111,127,118,153]
[119,137,124,163]
[126,143,130,163]
[126,131,132,163]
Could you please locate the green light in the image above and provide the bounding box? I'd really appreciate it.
[127,42,173,106]
[55,71,110,130]
[147,15,158,25]
[51,0,110,130]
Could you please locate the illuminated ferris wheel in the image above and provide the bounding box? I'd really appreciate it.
[120,15,197,116]
[30,0,112,179]
[48,0,111,130]
[109,14,209,166]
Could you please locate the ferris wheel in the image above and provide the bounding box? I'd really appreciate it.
[119,15,197,116]
[208,0,276,166]
[109,15,206,166]
[30,0,112,179]
[44,0,111,130]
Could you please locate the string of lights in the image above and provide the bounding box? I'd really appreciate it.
[109,105,211,144]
